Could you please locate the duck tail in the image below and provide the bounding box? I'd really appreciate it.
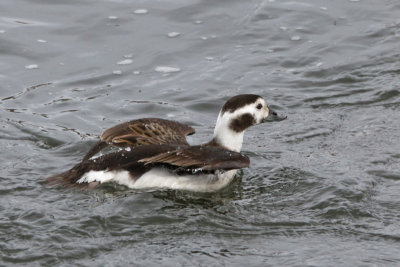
[46,163,99,189]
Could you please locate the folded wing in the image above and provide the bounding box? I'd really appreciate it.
[83,118,195,161]
[139,145,250,171]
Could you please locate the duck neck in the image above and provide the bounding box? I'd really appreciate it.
[208,113,244,152]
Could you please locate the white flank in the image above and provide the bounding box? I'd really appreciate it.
[77,170,135,188]
[133,168,237,192]
[77,168,237,192]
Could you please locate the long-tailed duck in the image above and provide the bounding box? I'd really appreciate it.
[47,94,286,192]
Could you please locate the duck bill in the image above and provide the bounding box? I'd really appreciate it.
[262,108,287,122]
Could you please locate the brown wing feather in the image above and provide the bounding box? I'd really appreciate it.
[82,118,195,161]
[139,146,250,171]
[101,118,195,147]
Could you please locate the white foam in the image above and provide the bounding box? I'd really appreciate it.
[25,64,39,69]
[37,39,47,43]
[108,16,118,20]
[155,66,181,73]
[134,9,148,14]
[167,32,181,38]
[113,70,122,75]
[117,59,133,65]
[291,35,301,41]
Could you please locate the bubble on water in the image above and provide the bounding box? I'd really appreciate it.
[37,39,47,43]
[320,6,327,10]
[155,66,181,73]
[291,35,301,41]
[167,32,181,38]
[280,26,288,31]
[124,54,133,58]
[117,59,133,65]
[134,9,148,14]
[133,71,141,75]
[201,36,208,40]
[316,62,323,67]
[108,16,118,20]
[266,49,274,53]
[113,70,122,75]
[25,64,39,69]
[194,20,203,24]
[205,56,214,61]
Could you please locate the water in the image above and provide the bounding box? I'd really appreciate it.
[1,0,400,265]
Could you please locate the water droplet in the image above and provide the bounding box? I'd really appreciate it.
[117,59,133,65]
[25,64,38,69]
[134,9,148,14]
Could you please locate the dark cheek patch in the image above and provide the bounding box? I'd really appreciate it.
[229,113,256,132]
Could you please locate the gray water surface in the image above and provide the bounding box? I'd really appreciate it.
[1,0,400,266]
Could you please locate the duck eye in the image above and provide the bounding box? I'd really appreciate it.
[256,104,263,110]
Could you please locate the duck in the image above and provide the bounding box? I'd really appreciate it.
[47,94,286,192]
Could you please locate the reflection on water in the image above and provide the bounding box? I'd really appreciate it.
[1,0,400,265]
